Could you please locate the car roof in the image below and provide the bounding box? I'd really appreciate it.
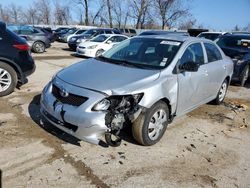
[136,34,210,43]
[98,34,128,37]
[199,32,224,34]
[221,33,250,38]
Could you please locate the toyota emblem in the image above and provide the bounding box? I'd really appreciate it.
[59,87,69,98]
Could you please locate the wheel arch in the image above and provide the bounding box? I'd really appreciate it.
[0,58,24,83]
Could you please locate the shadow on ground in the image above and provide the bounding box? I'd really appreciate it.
[28,94,81,146]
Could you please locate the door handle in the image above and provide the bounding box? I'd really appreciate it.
[204,70,209,76]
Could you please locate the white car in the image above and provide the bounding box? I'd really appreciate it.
[197,32,228,41]
[76,34,129,57]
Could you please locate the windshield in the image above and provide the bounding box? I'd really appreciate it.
[67,29,77,34]
[101,37,181,69]
[198,33,221,41]
[84,29,97,35]
[90,35,109,42]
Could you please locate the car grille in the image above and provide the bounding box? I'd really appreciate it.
[43,110,78,132]
[78,46,85,49]
[52,84,88,106]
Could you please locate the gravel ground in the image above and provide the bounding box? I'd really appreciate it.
[0,42,250,188]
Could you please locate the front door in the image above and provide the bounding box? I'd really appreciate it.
[176,42,209,116]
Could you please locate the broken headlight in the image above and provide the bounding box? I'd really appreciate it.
[92,93,143,112]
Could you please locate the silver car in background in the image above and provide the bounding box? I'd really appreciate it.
[40,35,233,146]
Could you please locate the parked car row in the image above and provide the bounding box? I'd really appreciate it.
[0,20,249,147]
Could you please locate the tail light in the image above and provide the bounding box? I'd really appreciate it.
[13,44,30,51]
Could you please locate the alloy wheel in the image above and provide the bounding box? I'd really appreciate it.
[0,68,12,92]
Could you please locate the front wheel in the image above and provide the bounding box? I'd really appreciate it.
[132,101,169,146]
[212,79,228,105]
[95,49,104,57]
[240,65,249,87]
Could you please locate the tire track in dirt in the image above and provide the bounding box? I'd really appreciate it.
[0,92,110,188]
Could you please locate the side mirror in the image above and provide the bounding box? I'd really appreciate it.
[106,40,112,44]
[179,61,199,72]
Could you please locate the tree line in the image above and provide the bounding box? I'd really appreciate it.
[1,0,249,31]
[0,0,198,30]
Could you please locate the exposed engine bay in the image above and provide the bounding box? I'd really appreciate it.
[103,94,143,146]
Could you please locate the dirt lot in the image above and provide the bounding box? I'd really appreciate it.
[0,42,250,188]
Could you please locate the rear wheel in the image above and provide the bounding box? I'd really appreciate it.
[0,62,17,97]
[240,65,249,87]
[212,79,228,105]
[32,41,45,53]
[132,101,169,146]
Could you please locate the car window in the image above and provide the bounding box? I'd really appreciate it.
[20,26,35,35]
[204,43,222,62]
[129,29,136,34]
[108,36,117,43]
[76,30,85,34]
[125,29,129,33]
[180,43,204,65]
[105,30,112,34]
[118,36,127,42]
[90,35,109,43]
[113,30,120,34]
[198,33,221,41]
[7,25,19,34]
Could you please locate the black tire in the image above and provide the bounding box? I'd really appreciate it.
[212,79,228,105]
[132,101,169,146]
[0,62,17,97]
[240,65,249,87]
[32,41,45,53]
[95,49,104,57]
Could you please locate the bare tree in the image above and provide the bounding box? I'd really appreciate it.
[23,5,39,25]
[129,0,152,29]
[53,0,71,25]
[178,18,196,30]
[154,0,189,29]
[106,0,113,28]
[243,23,250,32]
[7,3,23,23]
[75,0,90,25]
[36,0,51,24]
[111,0,129,28]
[0,4,11,23]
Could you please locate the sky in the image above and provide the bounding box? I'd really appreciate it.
[0,0,250,31]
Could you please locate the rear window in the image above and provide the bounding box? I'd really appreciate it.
[204,43,222,62]
[217,36,250,49]
[198,33,221,41]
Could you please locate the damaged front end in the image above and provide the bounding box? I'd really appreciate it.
[92,93,144,146]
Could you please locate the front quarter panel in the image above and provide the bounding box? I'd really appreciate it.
[136,73,178,116]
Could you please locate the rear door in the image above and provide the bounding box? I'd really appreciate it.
[176,42,209,116]
[203,42,225,97]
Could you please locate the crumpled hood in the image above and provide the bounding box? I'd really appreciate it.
[56,58,160,95]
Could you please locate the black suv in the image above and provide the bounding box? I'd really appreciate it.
[68,28,121,50]
[0,22,35,96]
[216,34,250,86]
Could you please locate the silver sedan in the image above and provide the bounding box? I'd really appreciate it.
[40,35,233,146]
